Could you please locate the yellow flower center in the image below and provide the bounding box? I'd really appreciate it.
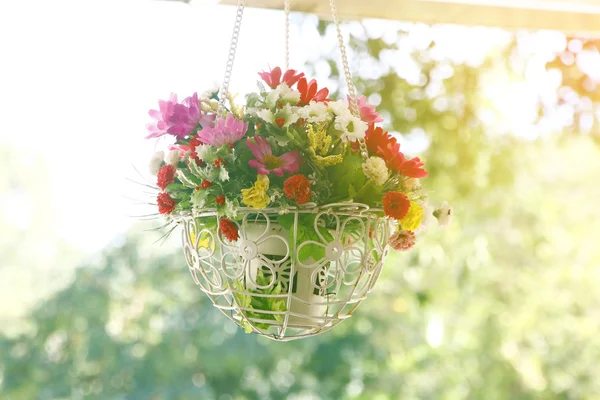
[263,155,281,170]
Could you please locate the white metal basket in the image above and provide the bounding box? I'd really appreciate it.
[179,203,392,341]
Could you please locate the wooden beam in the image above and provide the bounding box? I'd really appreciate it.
[218,0,600,35]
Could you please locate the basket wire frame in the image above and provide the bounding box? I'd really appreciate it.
[179,203,391,341]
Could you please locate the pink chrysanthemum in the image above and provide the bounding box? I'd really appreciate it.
[247,136,301,176]
[146,92,214,140]
[197,114,249,146]
[352,95,383,123]
[389,230,416,251]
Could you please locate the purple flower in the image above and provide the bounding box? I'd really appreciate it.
[247,136,301,176]
[146,92,214,140]
[197,114,249,146]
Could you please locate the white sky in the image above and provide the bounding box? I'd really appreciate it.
[0,0,298,251]
[0,0,587,253]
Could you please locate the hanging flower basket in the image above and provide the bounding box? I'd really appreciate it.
[180,204,391,339]
[142,0,450,340]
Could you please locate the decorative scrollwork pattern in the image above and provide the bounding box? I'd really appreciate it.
[179,204,392,341]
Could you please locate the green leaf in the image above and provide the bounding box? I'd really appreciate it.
[354,180,384,204]
[176,169,202,189]
[188,159,205,178]
[328,154,366,201]
[277,214,295,230]
[317,226,334,243]
[348,183,357,198]
[165,183,186,192]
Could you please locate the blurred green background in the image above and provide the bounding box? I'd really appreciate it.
[1,1,600,399]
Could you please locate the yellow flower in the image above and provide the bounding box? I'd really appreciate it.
[241,175,270,209]
[307,125,343,167]
[189,231,214,250]
[401,201,423,231]
[254,174,269,191]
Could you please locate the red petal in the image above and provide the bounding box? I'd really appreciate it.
[297,78,308,104]
[283,69,305,87]
[258,71,270,85]
[271,67,282,88]
[314,88,329,102]
[282,69,294,82]
[307,79,317,100]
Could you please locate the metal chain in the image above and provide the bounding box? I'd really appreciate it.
[329,0,358,117]
[218,0,247,114]
[284,0,291,70]
[328,0,368,159]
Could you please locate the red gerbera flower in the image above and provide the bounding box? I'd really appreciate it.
[283,174,311,205]
[157,192,177,214]
[382,191,411,220]
[157,164,176,190]
[365,124,428,178]
[219,218,239,242]
[258,67,305,89]
[396,156,427,178]
[297,78,329,106]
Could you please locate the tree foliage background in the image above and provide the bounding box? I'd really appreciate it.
[1,13,600,400]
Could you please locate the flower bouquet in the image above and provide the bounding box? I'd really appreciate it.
[145,67,450,340]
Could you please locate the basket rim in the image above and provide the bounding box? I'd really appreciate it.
[170,202,388,220]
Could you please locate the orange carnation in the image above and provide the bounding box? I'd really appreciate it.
[382,191,410,220]
[283,174,311,205]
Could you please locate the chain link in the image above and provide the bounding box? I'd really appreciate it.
[328,0,368,159]
[329,0,358,116]
[284,0,291,70]
[218,0,247,114]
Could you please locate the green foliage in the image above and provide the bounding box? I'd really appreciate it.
[327,153,366,202]
[277,213,334,262]
[2,20,600,400]
[176,169,202,189]
[231,271,287,332]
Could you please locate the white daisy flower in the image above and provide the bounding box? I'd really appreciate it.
[200,82,221,100]
[335,113,368,143]
[298,101,329,124]
[328,99,350,116]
